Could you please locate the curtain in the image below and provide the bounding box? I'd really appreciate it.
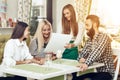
[74,0,92,23]
[17,0,32,24]
[74,0,92,51]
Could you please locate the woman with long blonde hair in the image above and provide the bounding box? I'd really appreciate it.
[29,20,52,59]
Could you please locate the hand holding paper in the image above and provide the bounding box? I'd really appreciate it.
[44,33,72,53]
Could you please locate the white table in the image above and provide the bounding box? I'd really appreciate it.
[0,59,104,80]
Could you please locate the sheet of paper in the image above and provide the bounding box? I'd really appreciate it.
[44,33,72,53]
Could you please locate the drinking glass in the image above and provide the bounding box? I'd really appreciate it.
[45,53,52,70]
[56,50,62,63]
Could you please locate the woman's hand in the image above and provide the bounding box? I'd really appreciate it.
[51,55,57,60]
[46,52,57,60]
[16,59,32,65]
[39,58,45,64]
[64,43,75,49]
[24,59,32,64]
[32,58,45,65]
[34,57,41,61]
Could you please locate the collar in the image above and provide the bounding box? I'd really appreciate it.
[93,32,101,41]
[15,39,25,46]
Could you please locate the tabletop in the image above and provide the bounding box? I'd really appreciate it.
[0,59,104,80]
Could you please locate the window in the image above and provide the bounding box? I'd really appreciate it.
[31,0,46,19]
[90,0,120,35]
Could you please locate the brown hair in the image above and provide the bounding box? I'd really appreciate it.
[62,4,78,36]
[86,15,100,28]
[11,21,28,40]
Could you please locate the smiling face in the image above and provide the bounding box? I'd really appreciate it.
[63,8,71,21]
[42,24,51,39]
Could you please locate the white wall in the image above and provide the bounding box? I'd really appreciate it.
[6,0,18,19]
[52,0,74,32]
[6,0,75,32]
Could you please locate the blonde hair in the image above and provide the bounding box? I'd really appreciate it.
[33,20,52,51]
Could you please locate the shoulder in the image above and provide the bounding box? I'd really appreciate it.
[99,32,112,41]
[99,32,109,37]
[77,22,85,34]
[30,38,38,45]
[5,39,16,48]
[6,39,15,45]
[31,38,37,43]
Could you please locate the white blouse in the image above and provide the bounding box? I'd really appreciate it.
[57,22,85,47]
[1,39,33,66]
[74,22,85,46]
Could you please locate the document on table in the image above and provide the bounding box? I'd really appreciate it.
[44,33,72,53]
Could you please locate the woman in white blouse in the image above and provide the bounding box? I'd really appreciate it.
[60,4,85,79]
[61,4,85,49]
[61,4,85,60]
[1,21,44,80]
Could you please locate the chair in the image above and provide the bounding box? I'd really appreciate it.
[113,54,120,80]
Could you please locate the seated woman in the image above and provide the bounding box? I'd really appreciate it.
[0,21,44,80]
[29,20,55,60]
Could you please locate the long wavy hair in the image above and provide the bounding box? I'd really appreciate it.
[32,20,52,51]
[62,4,78,36]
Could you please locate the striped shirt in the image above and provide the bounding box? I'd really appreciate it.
[78,32,115,77]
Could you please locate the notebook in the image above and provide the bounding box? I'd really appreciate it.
[44,33,72,54]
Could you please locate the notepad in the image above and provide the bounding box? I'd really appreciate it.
[44,33,72,53]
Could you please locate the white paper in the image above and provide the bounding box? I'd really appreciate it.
[44,33,72,53]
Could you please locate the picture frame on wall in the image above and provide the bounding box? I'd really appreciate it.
[0,0,7,19]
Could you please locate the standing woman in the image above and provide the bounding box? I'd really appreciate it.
[1,21,43,80]
[61,4,85,60]
[29,20,52,59]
